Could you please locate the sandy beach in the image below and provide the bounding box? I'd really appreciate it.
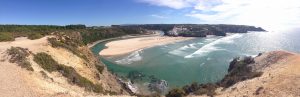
[99,36,193,56]
[87,34,159,48]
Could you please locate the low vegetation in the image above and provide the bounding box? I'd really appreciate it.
[48,37,88,61]
[0,32,14,42]
[166,82,217,97]
[7,47,34,71]
[166,56,263,97]
[95,64,104,74]
[33,52,104,93]
[0,24,144,44]
[27,32,43,40]
[166,88,186,97]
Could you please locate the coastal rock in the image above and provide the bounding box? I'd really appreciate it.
[148,76,168,94]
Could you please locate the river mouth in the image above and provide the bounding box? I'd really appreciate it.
[91,31,300,94]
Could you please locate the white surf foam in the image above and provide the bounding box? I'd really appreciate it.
[200,63,205,67]
[188,43,197,49]
[115,49,143,64]
[168,43,199,56]
[184,34,243,58]
[206,57,211,61]
[197,42,204,45]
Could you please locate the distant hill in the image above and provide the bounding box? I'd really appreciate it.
[114,24,266,37]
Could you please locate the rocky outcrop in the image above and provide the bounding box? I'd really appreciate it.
[216,51,300,97]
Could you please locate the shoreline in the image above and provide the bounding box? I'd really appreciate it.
[87,34,161,48]
[99,36,194,56]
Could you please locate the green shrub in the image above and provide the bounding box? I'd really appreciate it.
[20,61,34,71]
[27,33,43,40]
[95,64,104,74]
[135,93,161,97]
[7,47,33,71]
[0,32,14,42]
[33,53,60,72]
[166,88,186,97]
[47,37,88,61]
[194,83,217,96]
[33,52,104,93]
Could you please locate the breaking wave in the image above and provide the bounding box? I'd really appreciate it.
[184,34,243,58]
[168,43,199,56]
[115,49,143,64]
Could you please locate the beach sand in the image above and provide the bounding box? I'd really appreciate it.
[99,36,193,56]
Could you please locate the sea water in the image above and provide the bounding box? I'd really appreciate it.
[91,29,300,92]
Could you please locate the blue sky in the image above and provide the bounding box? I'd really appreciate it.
[1,0,300,30]
[0,0,200,26]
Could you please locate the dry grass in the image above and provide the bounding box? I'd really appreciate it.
[33,52,104,93]
[7,47,33,71]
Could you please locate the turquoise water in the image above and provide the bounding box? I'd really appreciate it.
[91,30,300,91]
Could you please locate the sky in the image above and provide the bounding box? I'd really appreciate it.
[1,0,300,30]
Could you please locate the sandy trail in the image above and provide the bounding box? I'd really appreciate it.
[99,36,193,56]
[0,61,39,97]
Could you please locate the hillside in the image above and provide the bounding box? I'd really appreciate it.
[0,36,130,97]
[115,24,265,37]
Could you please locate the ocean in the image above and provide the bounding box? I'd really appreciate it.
[91,29,300,92]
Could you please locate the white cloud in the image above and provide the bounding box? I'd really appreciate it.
[151,14,168,18]
[189,0,300,30]
[139,0,300,30]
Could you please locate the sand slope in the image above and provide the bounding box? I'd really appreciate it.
[0,37,132,97]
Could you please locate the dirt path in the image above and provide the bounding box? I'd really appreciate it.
[0,59,39,97]
[0,37,48,97]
